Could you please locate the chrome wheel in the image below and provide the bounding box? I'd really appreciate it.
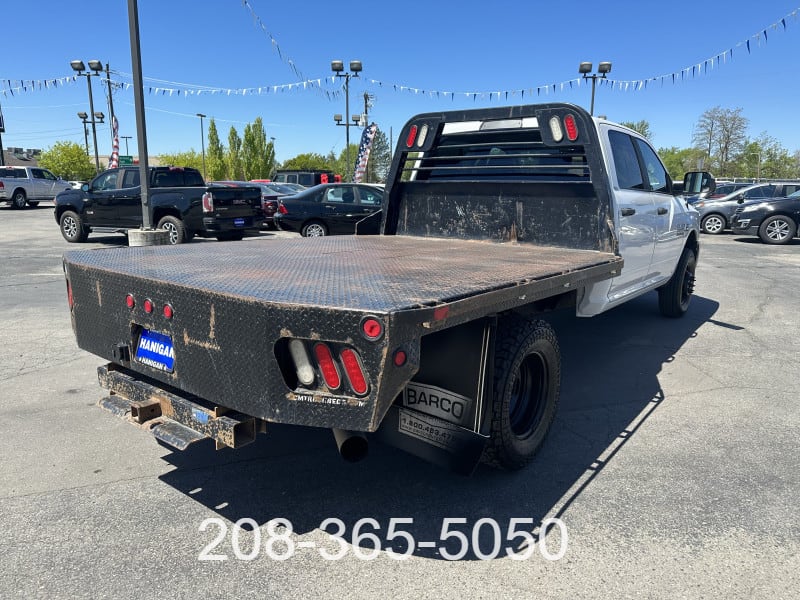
[162,222,179,244]
[765,219,790,242]
[701,214,725,234]
[302,222,327,237]
[62,215,78,238]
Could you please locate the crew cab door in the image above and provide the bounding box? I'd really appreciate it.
[30,168,65,201]
[87,169,133,227]
[605,129,658,299]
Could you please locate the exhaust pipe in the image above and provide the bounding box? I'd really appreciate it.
[332,429,369,462]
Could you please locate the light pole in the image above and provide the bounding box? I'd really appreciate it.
[578,61,612,116]
[332,59,362,181]
[121,135,132,156]
[196,113,207,181]
[77,110,104,159]
[71,59,105,172]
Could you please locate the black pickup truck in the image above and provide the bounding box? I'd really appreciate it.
[54,166,262,244]
[62,103,705,474]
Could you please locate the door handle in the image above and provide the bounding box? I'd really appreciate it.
[621,208,636,217]
[657,207,668,215]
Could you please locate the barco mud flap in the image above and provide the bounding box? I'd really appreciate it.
[97,364,258,451]
[374,406,489,475]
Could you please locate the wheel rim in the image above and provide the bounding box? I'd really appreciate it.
[14,194,26,208]
[162,222,179,244]
[305,223,325,237]
[703,216,724,233]
[508,353,547,438]
[765,219,790,241]
[681,259,696,307]
[62,216,77,238]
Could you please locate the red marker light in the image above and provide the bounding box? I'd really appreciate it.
[564,114,579,142]
[163,304,174,319]
[340,348,368,396]
[67,280,74,309]
[313,343,341,390]
[125,294,135,309]
[393,349,407,367]
[406,125,418,148]
[143,299,154,314]
[361,317,383,341]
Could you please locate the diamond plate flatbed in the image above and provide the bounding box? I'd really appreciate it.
[64,235,619,312]
[63,235,621,432]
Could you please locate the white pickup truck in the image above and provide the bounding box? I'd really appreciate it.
[0,165,71,208]
[63,102,713,474]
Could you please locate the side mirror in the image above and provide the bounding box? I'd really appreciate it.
[736,197,744,204]
[684,171,716,195]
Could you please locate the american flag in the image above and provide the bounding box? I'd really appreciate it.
[108,116,119,169]
[352,123,377,183]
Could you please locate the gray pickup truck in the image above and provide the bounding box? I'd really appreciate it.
[0,166,71,208]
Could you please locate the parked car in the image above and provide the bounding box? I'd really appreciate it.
[67,180,87,190]
[211,180,292,229]
[686,181,753,203]
[273,183,384,237]
[693,182,800,234]
[731,189,800,244]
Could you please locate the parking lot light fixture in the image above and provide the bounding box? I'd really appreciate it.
[71,59,105,172]
[579,61,612,116]
[331,59,362,181]
[196,113,207,181]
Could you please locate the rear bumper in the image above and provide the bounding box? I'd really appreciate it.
[98,364,260,450]
[201,215,260,233]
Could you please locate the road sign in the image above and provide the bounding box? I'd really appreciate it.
[118,155,133,165]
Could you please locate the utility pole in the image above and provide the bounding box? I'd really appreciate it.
[0,99,5,166]
[104,63,116,137]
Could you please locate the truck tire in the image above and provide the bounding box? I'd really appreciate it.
[301,221,327,237]
[483,317,561,470]
[216,231,244,241]
[11,189,27,209]
[157,216,186,245]
[59,210,88,243]
[700,213,725,234]
[758,215,796,245]
[658,247,696,318]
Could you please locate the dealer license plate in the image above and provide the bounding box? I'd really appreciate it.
[234,217,246,227]
[135,329,175,373]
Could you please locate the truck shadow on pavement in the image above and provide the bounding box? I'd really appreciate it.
[158,293,720,561]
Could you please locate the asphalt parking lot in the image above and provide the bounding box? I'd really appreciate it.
[1,204,798,599]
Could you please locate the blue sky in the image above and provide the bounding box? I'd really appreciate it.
[2,0,799,164]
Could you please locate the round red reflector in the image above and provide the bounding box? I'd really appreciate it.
[563,114,579,142]
[143,299,154,314]
[125,294,135,309]
[406,125,418,148]
[393,350,407,367]
[361,317,383,340]
[163,304,174,319]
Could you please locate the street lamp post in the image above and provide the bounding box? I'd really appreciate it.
[331,59,362,181]
[121,135,132,156]
[71,60,105,172]
[196,113,207,181]
[77,110,104,160]
[578,61,612,116]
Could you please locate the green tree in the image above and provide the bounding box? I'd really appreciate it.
[206,118,226,181]
[38,141,95,180]
[620,120,653,140]
[366,127,392,183]
[264,138,276,179]
[157,149,202,171]
[692,106,748,176]
[334,144,360,181]
[658,146,706,180]
[227,126,244,180]
[242,117,271,180]
[280,152,332,171]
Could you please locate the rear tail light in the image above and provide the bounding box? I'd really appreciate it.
[278,203,288,215]
[563,114,579,141]
[202,191,214,213]
[313,343,341,390]
[406,125,418,148]
[340,349,368,396]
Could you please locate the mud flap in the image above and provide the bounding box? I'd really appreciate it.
[374,405,489,475]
